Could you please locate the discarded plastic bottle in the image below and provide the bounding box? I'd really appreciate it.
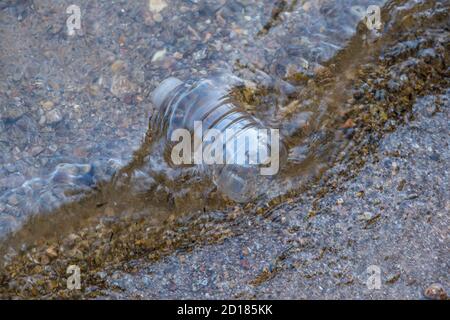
[151,77,287,203]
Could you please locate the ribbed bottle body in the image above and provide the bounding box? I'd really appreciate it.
[151,77,286,202]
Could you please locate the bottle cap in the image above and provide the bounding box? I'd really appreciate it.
[151,77,183,109]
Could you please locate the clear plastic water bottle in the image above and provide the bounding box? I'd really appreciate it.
[151,77,287,203]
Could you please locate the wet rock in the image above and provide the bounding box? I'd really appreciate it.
[375,90,386,101]
[151,48,167,63]
[63,233,81,249]
[418,48,437,63]
[149,0,167,14]
[110,75,137,97]
[11,68,23,82]
[7,194,20,206]
[3,163,17,174]
[66,248,84,260]
[423,283,448,300]
[111,60,126,74]
[40,101,54,111]
[357,212,374,221]
[39,254,50,266]
[0,103,26,120]
[387,80,400,92]
[153,13,163,23]
[45,246,58,259]
[46,110,62,125]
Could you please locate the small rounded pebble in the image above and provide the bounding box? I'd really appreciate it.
[424,283,448,300]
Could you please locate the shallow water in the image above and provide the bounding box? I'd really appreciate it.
[0,0,448,298]
[0,0,390,239]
